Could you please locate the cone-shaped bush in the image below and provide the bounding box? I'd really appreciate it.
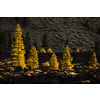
[27,46,39,69]
[89,52,98,69]
[49,53,59,70]
[11,24,26,69]
[60,45,74,70]
[47,48,53,53]
[76,48,79,52]
[40,47,46,53]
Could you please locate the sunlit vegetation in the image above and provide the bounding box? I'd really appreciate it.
[41,61,50,71]
[1,23,100,78]
[11,23,26,69]
[60,45,74,70]
[42,61,50,67]
[76,48,80,52]
[40,47,46,53]
[49,53,59,70]
[2,24,99,73]
[89,52,98,69]
[47,48,53,53]
[27,46,39,70]
[1,17,100,84]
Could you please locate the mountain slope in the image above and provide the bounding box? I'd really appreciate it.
[0,17,100,52]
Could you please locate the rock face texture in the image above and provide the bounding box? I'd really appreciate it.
[0,17,100,52]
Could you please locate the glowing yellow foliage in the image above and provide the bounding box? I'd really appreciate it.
[76,48,79,52]
[89,52,98,69]
[11,23,26,69]
[27,46,39,69]
[47,48,53,53]
[65,45,70,53]
[40,47,46,53]
[43,62,50,67]
[49,53,59,70]
[61,45,74,70]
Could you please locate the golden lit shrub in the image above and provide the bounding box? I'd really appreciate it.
[42,61,50,67]
[27,46,39,69]
[47,48,53,53]
[76,48,79,52]
[89,52,98,69]
[40,47,46,53]
[49,53,59,70]
[60,45,74,70]
[11,23,26,70]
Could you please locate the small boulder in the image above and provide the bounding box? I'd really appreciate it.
[26,71,34,75]
[6,67,14,73]
[0,62,4,66]
[34,72,39,76]
[20,71,25,76]
[0,68,5,72]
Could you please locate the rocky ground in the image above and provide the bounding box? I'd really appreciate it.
[0,52,100,84]
[0,17,100,52]
[0,63,100,84]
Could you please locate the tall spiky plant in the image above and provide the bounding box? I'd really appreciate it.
[60,45,74,70]
[76,48,79,52]
[11,23,26,69]
[40,47,46,53]
[27,46,39,69]
[89,52,98,69]
[49,53,59,70]
[47,48,53,53]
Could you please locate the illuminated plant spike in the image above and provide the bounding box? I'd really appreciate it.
[27,46,39,69]
[76,48,79,52]
[61,45,74,70]
[89,52,98,69]
[11,23,26,69]
[40,47,46,53]
[65,45,70,53]
[47,48,53,53]
[49,53,59,70]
